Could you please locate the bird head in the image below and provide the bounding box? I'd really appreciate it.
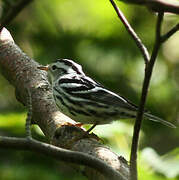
[38,59,84,83]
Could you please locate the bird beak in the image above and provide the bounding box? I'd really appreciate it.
[38,66,49,71]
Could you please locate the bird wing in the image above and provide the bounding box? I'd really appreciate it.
[87,88,138,111]
[64,75,138,111]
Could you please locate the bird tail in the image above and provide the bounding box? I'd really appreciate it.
[144,112,176,128]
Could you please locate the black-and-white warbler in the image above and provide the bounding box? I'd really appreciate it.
[38,59,175,130]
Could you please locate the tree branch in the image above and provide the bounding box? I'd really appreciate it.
[161,23,179,43]
[109,0,150,65]
[129,12,164,180]
[0,136,128,180]
[0,28,129,180]
[123,0,179,14]
[146,0,179,14]
[0,0,34,31]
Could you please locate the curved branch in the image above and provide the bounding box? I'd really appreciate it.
[0,136,127,180]
[109,0,150,65]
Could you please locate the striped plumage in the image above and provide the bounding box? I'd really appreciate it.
[39,59,175,128]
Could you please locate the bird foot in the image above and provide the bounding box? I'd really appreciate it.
[61,122,83,128]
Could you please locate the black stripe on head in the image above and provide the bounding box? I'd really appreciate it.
[57,59,73,66]
[71,64,82,75]
[57,59,83,75]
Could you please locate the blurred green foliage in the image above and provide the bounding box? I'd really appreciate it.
[0,0,179,179]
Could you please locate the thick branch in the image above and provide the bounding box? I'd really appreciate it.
[0,28,129,180]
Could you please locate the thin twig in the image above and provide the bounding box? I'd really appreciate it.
[109,0,150,65]
[161,23,179,43]
[0,0,33,31]
[0,136,127,180]
[129,12,164,180]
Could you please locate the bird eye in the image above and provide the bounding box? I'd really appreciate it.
[51,65,57,71]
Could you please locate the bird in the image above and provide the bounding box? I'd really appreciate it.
[38,59,176,131]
